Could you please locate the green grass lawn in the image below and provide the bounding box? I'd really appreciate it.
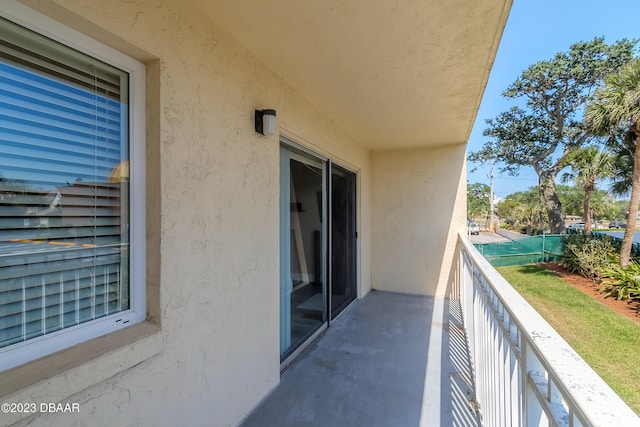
[497,264,640,414]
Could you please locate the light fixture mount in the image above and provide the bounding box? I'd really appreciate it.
[255,109,277,136]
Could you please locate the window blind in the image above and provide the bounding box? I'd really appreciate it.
[0,18,130,349]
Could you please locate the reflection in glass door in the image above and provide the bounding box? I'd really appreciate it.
[280,147,326,360]
[330,164,357,319]
[280,143,358,361]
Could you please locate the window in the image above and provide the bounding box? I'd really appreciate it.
[0,4,146,371]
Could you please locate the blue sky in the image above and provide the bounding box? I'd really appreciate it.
[466,0,639,199]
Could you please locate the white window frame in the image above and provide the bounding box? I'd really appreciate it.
[0,1,146,371]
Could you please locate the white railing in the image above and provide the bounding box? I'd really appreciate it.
[458,235,640,427]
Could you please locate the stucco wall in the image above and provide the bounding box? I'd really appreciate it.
[371,144,467,297]
[5,0,371,426]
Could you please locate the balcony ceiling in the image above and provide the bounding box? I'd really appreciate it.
[194,0,512,150]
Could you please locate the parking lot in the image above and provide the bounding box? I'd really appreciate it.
[468,231,510,244]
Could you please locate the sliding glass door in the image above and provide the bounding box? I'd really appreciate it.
[280,147,327,359]
[330,164,357,319]
[280,143,357,361]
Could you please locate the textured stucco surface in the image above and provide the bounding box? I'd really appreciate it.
[0,0,508,424]
[371,145,467,297]
[194,0,512,150]
[5,1,370,426]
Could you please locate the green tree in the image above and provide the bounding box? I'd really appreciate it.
[613,199,630,221]
[467,182,491,217]
[555,185,585,216]
[555,184,616,220]
[496,187,544,234]
[605,130,636,196]
[497,185,616,233]
[587,191,620,221]
[586,58,640,266]
[469,38,635,234]
[561,147,615,234]
[495,199,530,232]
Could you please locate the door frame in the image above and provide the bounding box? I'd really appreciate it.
[279,136,359,366]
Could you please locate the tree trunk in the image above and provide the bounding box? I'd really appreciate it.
[620,134,640,267]
[539,172,565,234]
[584,188,592,235]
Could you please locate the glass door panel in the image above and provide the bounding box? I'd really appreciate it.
[280,147,326,360]
[330,164,357,319]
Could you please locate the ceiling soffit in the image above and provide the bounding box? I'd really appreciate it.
[194,0,512,150]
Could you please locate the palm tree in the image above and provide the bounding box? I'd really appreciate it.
[607,129,636,197]
[561,146,615,235]
[585,58,640,266]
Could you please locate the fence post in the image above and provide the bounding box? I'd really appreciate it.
[541,233,545,262]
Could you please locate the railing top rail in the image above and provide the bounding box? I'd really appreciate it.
[459,233,640,426]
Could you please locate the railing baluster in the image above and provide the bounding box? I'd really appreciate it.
[457,234,640,427]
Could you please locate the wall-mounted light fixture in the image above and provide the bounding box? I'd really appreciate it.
[255,109,277,136]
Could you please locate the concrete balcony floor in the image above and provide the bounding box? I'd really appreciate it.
[240,291,481,427]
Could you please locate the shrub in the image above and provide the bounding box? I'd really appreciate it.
[601,262,640,302]
[559,234,619,281]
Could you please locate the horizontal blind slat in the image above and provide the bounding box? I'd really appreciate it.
[0,16,130,352]
[0,69,122,116]
[0,36,122,97]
